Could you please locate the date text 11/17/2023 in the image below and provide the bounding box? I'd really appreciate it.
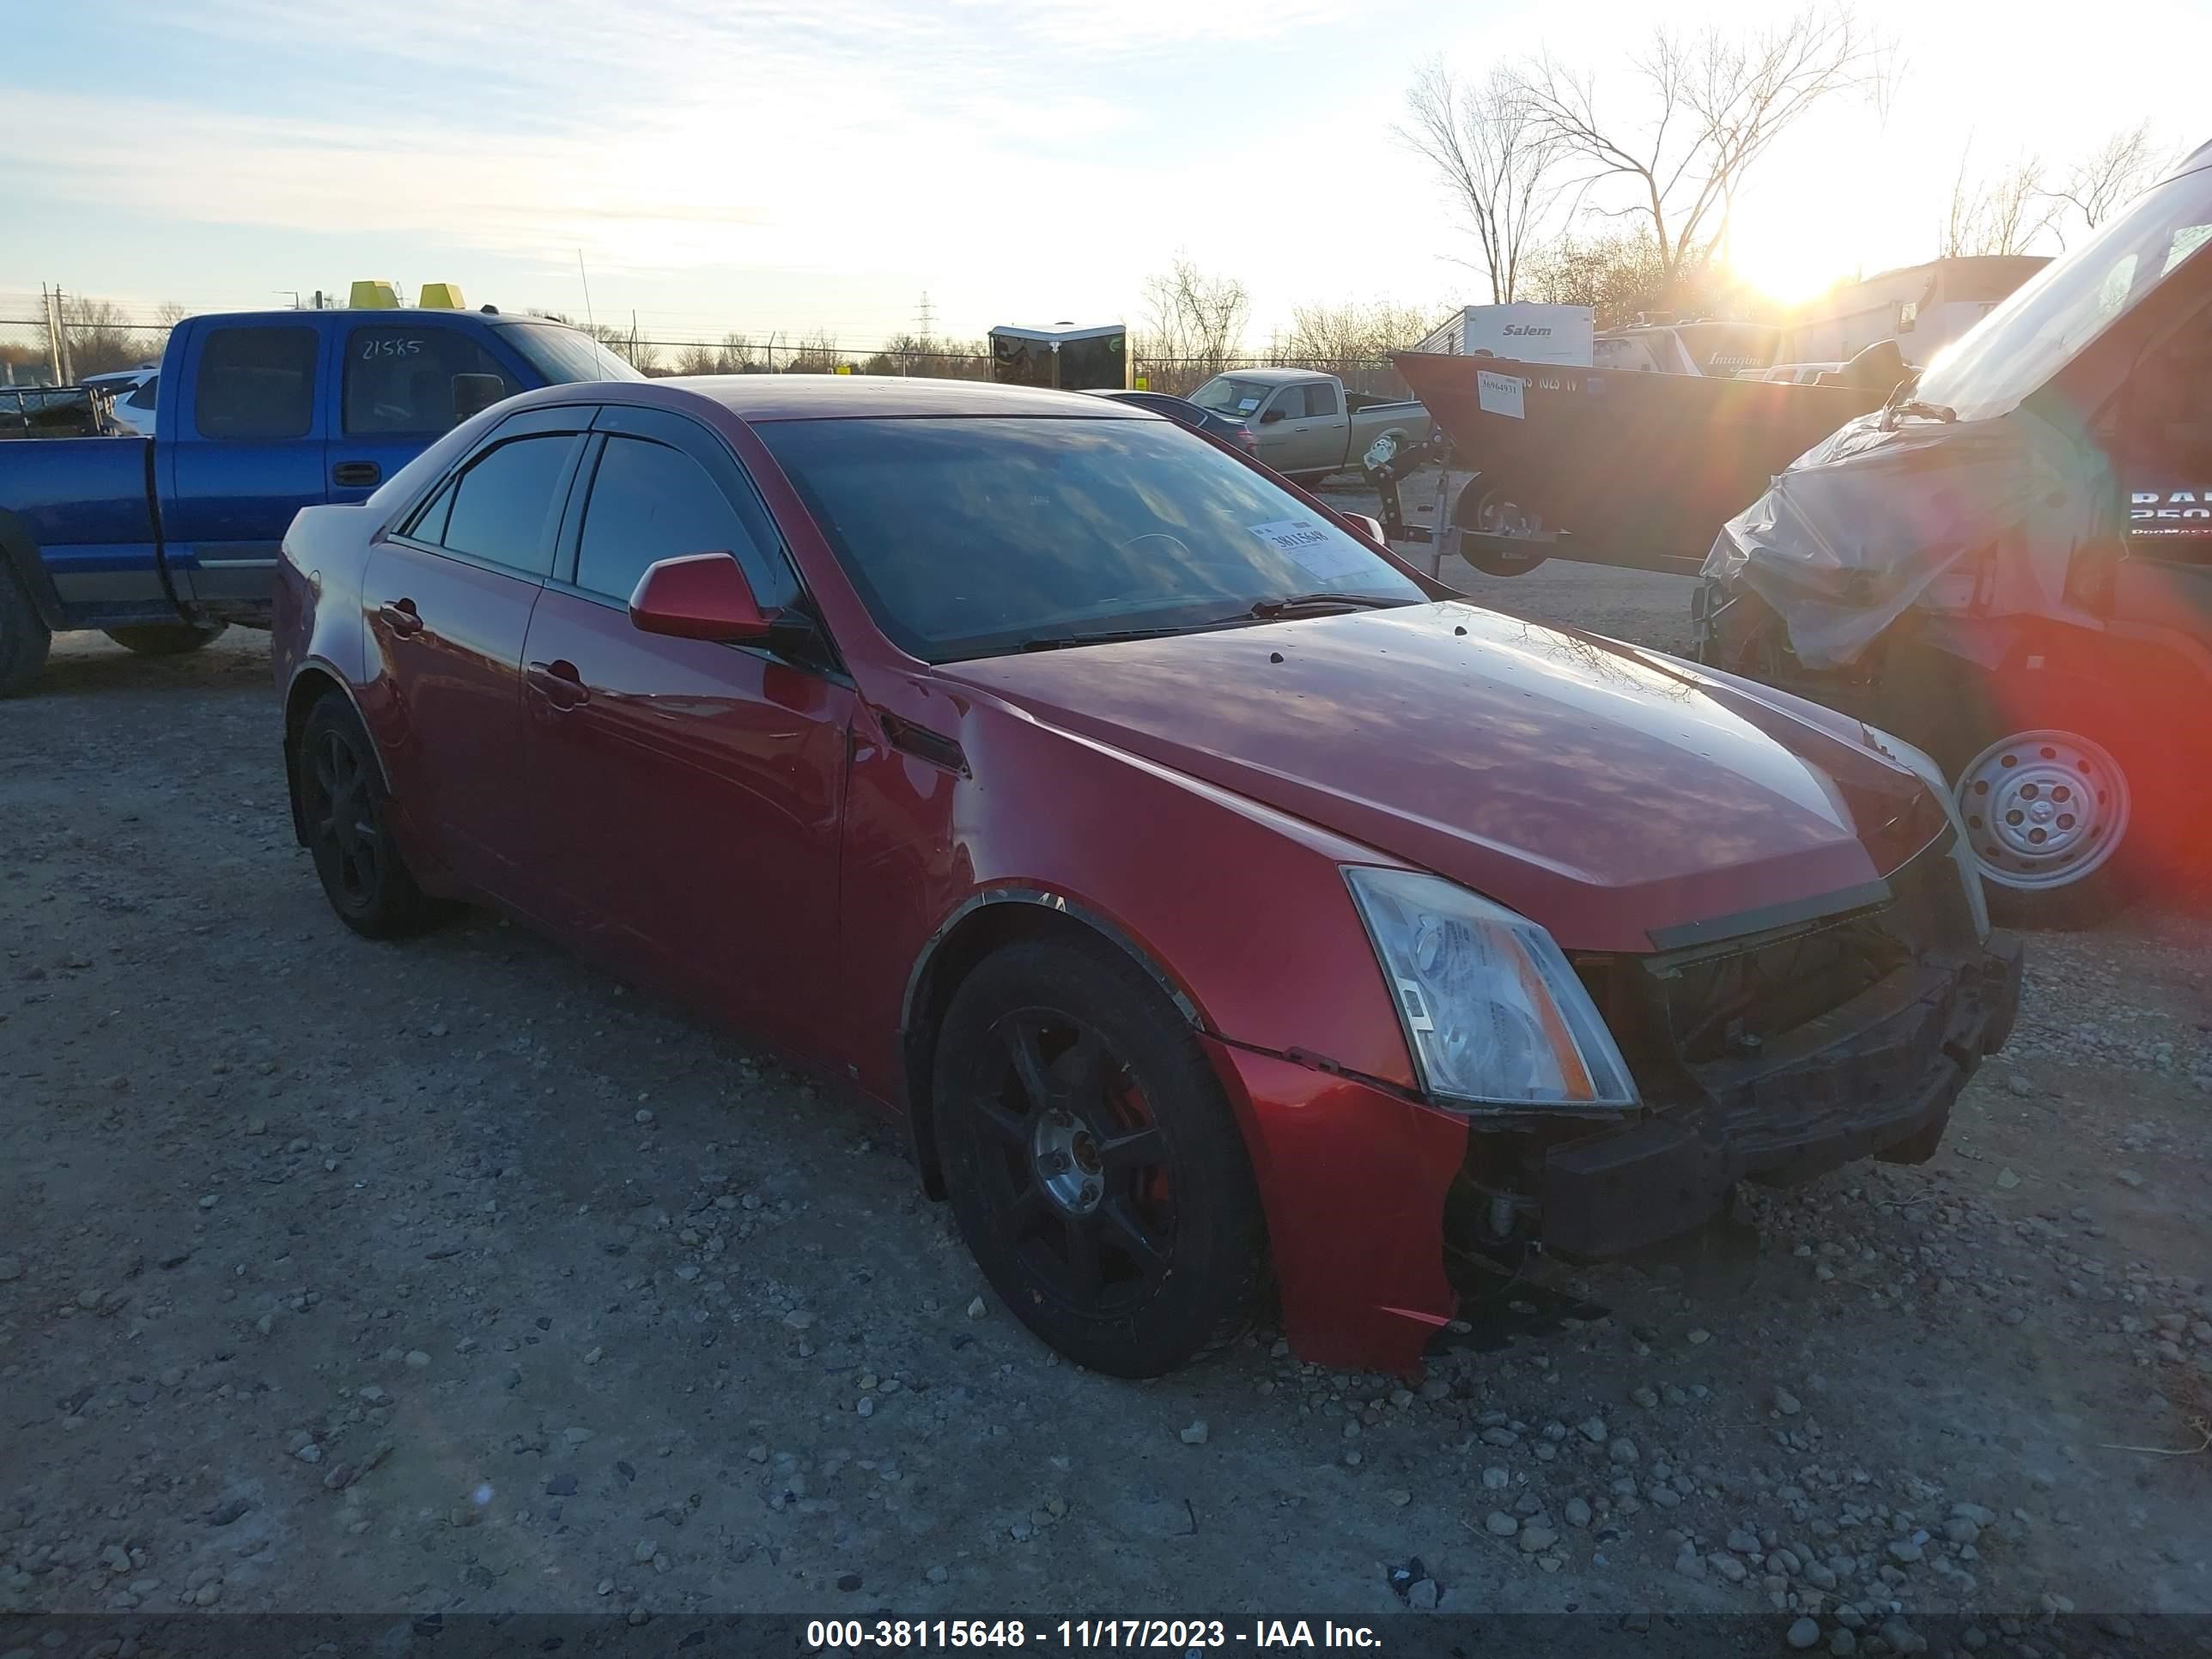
[804,1620,1383,1649]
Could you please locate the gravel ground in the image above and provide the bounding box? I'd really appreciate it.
[3,598,2209,1647]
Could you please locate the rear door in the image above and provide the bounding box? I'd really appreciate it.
[1300,378,1345,470]
[329,319,526,504]
[1254,382,1308,469]
[362,406,590,904]
[162,319,330,611]
[521,404,854,1054]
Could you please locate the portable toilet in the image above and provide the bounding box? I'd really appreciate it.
[988,323,1128,392]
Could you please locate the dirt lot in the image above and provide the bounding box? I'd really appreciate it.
[4,567,2209,1650]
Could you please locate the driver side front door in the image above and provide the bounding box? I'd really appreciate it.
[521,404,855,1057]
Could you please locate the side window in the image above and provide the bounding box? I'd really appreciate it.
[194,326,317,440]
[344,328,520,435]
[435,434,576,576]
[1267,385,1307,421]
[1305,381,1340,418]
[125,375,158,410]
[574,436,791,606]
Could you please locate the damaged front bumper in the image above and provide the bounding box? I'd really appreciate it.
[1538,929,2021,1258]
[1206,848,2023,1376]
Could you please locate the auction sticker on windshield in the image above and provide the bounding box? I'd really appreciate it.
[1247,520,1375,583]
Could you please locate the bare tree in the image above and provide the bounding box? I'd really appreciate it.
[785,330,842,374]
[2046,122,2161,242]
[1513,3,1891,295]
[62,298,157,379]
[1398,62,1561,303]
[1139,258,1249,375]
[1272,299,1437,375]
[1941,145,2054,258]
[153,301,189,329]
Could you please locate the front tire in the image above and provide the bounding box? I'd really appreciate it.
[294,695,442,939]
[1931,682,2141,929]
[104,619,228,657]
[933,936,1269,1377]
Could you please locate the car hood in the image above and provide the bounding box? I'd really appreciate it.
[939,602,1948,952]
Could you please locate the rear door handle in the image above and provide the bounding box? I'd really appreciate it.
[333,460,382,488]
[377,599,424,638]
[526,659,589,710]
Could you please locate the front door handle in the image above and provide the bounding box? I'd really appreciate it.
[377,599,424,638]
[333,460,382,488]
[526,659,590,711]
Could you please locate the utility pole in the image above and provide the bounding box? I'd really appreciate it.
[44,284,75,385]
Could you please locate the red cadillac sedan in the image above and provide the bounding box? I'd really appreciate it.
[273,377,2021,1377]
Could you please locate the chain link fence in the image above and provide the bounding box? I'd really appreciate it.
[0,318,1408,404]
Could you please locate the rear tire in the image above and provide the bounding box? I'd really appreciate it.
[104,619,228,657]
[933,936,1268,1377]
[0,562,51,697]
[295,694,443,939]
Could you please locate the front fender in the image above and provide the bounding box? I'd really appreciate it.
[843,687,1419,1115]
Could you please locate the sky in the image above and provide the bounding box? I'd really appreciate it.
[2,0,2205,349]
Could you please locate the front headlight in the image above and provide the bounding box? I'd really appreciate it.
[1867,726,1992,943]
[1344,867,1638,1110]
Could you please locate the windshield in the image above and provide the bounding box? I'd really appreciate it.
[497,321,645,386]
[1916,160,2212,422]
[756,416,1425,662]
[1188,376,1273,418]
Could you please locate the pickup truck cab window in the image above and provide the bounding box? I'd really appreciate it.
[344,327,521,436]
[193,325,317,440]
[434,434,579,577]
[1305,381,1340,418]
[1266,385,1309,421]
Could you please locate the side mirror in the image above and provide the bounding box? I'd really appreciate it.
[1342,513,1389,546]
[1259,407,1286,424]
[629,553,776,642]
[450,373,507,425]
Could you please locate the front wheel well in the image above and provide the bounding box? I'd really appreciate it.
[900,897,1200,1200]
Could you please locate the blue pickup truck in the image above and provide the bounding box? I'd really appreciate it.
[0,306,638,694]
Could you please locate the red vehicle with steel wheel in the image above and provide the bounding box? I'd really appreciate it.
[274,376,2020,1377]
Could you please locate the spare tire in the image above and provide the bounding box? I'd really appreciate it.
[1455,480,1549,578]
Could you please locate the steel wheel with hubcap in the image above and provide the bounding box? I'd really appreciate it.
[933,936,1268,1376]
[295,696,441,939]
[1942,709,2137,928]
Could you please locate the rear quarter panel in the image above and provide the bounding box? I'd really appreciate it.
[273,501,377,704]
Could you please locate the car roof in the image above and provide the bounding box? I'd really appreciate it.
[1206,367,1326,385]
[669,374,1159,422]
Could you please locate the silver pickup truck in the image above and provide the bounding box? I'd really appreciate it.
[1188,368,1431,485]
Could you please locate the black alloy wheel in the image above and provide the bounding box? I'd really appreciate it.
[295,696,440,939]
[934,937,1268,1376]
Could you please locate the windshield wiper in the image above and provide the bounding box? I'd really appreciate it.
[1245,592,1406,618]
[1018,625,1202,652]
